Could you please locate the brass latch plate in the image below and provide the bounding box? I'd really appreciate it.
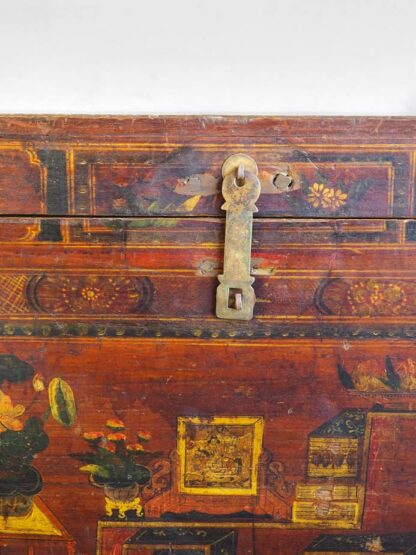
[216,154,261,320]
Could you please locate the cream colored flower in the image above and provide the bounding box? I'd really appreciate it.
[32,372,46,392]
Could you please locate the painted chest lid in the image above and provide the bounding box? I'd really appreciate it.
[0,116,415,218]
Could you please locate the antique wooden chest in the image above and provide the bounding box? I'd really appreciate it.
[0,116,416,555]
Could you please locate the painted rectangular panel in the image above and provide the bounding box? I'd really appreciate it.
[0,147,46,214]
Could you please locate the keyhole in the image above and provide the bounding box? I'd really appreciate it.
[228,288,243,310]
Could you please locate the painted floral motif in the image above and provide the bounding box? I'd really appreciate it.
[0,354,76,500]
[81,286,101,303]
[28,275,154,315]
[0,391,25,432]
[338,356,416,393]
[71,418,160,489]
[348,280,406,316]
[315,278,416,317]
[32,372,46,392]
[307,183,348,210]
[349,360,391,393]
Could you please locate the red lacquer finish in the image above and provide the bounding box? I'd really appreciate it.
[0,117,415,554]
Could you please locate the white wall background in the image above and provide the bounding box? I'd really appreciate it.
[0,0,415,115]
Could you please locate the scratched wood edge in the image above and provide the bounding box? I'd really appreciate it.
[0,115,415,142]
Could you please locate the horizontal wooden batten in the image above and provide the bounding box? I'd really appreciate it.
[0,217,415,338]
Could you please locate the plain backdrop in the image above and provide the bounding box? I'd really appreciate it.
[0,0,415,115]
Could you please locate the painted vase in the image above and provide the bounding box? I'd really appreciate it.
[0,493,34,517]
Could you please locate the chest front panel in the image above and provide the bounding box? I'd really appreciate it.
[0,117,415,555]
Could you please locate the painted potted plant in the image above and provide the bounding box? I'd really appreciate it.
[0,354,76,517]
[71,420,161,518]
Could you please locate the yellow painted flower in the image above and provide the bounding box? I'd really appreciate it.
[137,430,152,442]
[32,372,46,392]
[81,286,101,303]
[0,390,25,432]
[106,418,125,430]
[107,432,127,442]
[83,431,104,443]
[307,183,348,210]
[127,443,145,452]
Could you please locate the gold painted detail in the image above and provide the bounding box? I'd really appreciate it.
[295,484,358,501]
[27,274,154,315]
[177,416,264,496]
[0,275,30,314]
[316,278,416,317]
[105,496,143,519]
[348,280,407,316]
[307,183,348,210]
[308,438,359,478]
[0,501,62,536]
[292,499,359,528]
[293,481,361,528]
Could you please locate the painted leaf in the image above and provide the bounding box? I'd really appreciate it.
[385,356,401,391]
[337,364,355,390]
[179,195,201,212]
[80,465,110,479]
[48,378,77,427]
[0,355,34,385]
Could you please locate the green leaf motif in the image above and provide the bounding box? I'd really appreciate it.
[337,364,355,390]
[385,356,401,391]
[48,378,77,427]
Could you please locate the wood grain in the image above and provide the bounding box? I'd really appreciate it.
[0,117,415,554]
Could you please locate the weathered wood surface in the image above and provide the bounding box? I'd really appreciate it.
[0,116,415,217]
[0,217,416,339]
[0,117,416,555]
